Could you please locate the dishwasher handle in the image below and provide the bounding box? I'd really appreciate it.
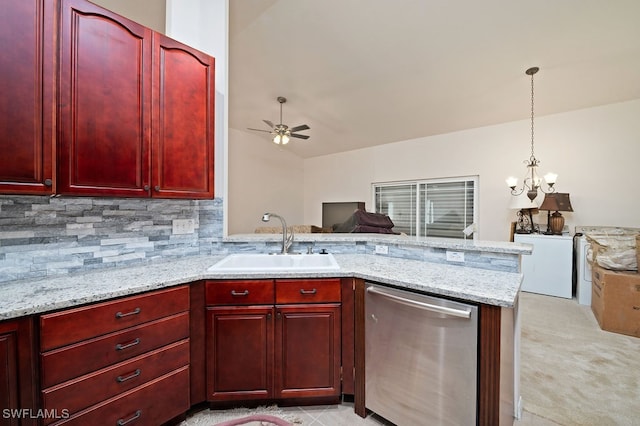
[366,286,471,319]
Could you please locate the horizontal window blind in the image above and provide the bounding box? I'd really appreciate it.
[374,177,477,239]
[374,184,416,235]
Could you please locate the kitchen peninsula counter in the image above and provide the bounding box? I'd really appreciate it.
[225,232,530,255]
[0,240,525,425]
[0,251,524,320]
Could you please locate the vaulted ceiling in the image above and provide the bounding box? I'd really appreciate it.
[229,0,640,158]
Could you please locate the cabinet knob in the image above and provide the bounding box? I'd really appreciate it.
[154,185,160,192]
[143,185,150,191]
[44,178,52,187]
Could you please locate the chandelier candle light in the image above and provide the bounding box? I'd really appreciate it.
[506,67,557,201]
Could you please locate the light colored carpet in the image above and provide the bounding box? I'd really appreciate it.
[520,292,640,425]
[180,406,303,426]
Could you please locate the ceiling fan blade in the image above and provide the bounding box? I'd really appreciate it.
[263,119,275,129]
[290,124,310,132]
[291,133,310,140]
[247,127,273,134]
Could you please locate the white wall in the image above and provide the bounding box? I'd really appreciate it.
[90,0,166,33]
[304,99,640,241]
[228,129,305,234]
[111,1,640,241]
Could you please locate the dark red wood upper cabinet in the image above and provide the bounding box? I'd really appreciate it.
[56,0,215,199]
[2,0,215,199]
[152,33,215,199]
[0,0,54,195]
[57,0,153,197]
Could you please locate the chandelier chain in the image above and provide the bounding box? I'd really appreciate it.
[530,70,535,160]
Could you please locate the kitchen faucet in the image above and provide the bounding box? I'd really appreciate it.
[262,213,294,254]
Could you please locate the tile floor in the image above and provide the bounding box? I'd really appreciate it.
[278,402,389,425]
[274,402,559,425]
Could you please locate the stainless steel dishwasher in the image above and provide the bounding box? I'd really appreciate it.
[365,283,478,425]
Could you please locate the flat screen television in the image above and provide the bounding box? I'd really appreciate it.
[322,202,365,229]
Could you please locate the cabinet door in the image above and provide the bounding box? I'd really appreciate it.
[274,304,341,399]
[151,33,215,199]
[57,0,152,197]
[206,306,273,401]
[0,0,53,194]
[0,329,19,426]
[0,318,38,426]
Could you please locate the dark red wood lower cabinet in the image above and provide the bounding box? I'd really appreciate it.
[274,304,341,399]
[0,318,38,426]
[205,279,343,405]
[206,305,274,402]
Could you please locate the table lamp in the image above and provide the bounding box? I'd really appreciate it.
[539,193,573,235]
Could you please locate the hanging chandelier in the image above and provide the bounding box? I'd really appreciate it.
[506,67,557,201]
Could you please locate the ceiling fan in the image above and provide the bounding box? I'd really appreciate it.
[247,96,310,145]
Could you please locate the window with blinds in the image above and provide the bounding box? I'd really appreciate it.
[374,177,477,239]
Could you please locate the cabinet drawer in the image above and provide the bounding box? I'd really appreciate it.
[40,286,189,351]
[206,280,274,306]
[41,312,189,388]
[42,339,189,421]
[276,279,341,304]
[50,366,190,426]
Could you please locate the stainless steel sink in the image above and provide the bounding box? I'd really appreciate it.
[208,253,340,272]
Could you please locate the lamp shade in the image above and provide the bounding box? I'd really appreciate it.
[539,193,573,212]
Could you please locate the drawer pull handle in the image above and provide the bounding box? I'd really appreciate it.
[116,368,141,383]
[231,290,249,297]
[300,288,317,295]
[115,338,141,351]
[117,410,141,426]
[115,307,141,319]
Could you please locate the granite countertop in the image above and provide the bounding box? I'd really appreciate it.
[0,253,523,320]
[226,233,532,255]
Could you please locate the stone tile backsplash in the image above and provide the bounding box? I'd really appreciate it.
[0,196,520,284]
[0,196,224,283]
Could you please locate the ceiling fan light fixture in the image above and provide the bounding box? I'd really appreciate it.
[273,134,290,145]
[247,96,310,144]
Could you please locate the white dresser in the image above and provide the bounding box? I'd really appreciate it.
[514,233,573,298]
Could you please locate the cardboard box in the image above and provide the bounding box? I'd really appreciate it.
[591,264,640,337]
[637,235,639,271]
